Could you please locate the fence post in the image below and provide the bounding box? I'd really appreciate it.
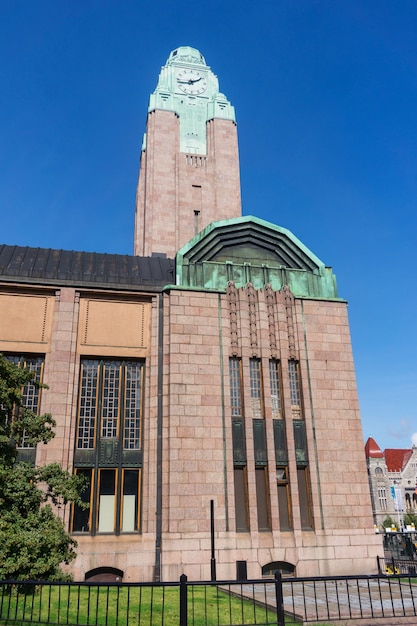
[180,573,188,626]
[274,571,285,626]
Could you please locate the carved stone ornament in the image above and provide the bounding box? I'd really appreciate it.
[247,282,258,355]
[265,283,277,357]
[226,281,239,356]
[283,285,297,360]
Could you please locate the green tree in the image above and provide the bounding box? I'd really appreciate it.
[382,515,397,530]
[403,512,417,527]
[0,355,85,581]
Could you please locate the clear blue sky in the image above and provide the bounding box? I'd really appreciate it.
[1,1,416,452]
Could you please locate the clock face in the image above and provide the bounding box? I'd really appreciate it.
[176,69,208,95]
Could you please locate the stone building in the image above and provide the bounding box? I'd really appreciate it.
[365,437,417,530]
[0,46,382,581]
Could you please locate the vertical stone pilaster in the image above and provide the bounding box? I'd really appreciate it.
[39,287,79,471]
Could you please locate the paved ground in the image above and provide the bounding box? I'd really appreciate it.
[237,578,417,625]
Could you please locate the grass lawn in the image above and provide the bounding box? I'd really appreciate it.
[0,582,342,626]
[0,584,266,626]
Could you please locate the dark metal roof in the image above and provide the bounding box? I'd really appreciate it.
[0,245,175,291]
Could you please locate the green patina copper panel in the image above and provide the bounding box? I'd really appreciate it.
[175,216,340,300]
[144,46,235,155]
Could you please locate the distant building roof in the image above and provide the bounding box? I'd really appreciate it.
[365,437,384,459]
[0,245,175,292]
[384,448,413,473]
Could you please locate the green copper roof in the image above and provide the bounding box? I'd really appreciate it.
[176,216,339,299]
[145,46,235,155]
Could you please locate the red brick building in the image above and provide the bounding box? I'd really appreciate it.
[0,47,382,581]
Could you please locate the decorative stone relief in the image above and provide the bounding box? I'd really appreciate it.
[265,283,278,358]
[247,282,258,355]
[226,281,239,356]
[283,285,297,360]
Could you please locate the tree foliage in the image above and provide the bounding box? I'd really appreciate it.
[403,512,417,528]
[0,354,85,581]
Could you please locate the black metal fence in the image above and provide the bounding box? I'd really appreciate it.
[377,555,417,575]
[0,571,417,626]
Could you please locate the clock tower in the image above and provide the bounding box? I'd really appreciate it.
[134,46,242,258]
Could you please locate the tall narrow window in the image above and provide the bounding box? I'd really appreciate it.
[77,360,143,450]
[377,487,387,510]
[269,359,282,419]
[192,185,202,234]
[73,359,144,535]
[249,358,263,418]
[277,467,293,530]
[288,360,313,529]
[123,363,142,449]
[77,360,98,449]
[288,360,301,419]
[253,419,271,530]
[230,357,249,532]
[270,360,292,530]
[229,358,243,417]
[234,468,250,532]
[255,468,271,531]
[297,467,313,530]
[5,354,44,452]
[98,469,116,533]
[72,468,93,533]
[122,469,140,532]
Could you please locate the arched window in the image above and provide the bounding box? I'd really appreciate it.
[262,561,295,578]
[85,567,123,582]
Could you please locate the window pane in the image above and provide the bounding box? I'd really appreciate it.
[273,420,288,465]
[234,468,249,532]
[78,360,98,449]
[253,419,267,466]
[6,355,43,448]
[288,361,301,417]
[229,358,243,417]
[122,469,139,532]
[232,418,247,465]
[123,363,142,449]
[20,356,43,415]
[269,359,282,419]
[293,420,308,464]
[277,467,292,530]
[101,362,120,438]
[249,358,263,418]
[98,469,116,532]
[256,468,271,531]
[297,467,313,530]
[72,469,92,533]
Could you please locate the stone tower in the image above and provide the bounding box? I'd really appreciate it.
[134,46,241,258]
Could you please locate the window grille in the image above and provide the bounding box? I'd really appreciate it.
[6,355,44,448]
[288,360,302,419]
[269,359,282,419]
[229,358,243,417]
[101,362,120,439]
[78,361,98,449]
[73,358,144,536]
[378,486,387,510]
[249,358,263,419]
[77,359,143,450]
